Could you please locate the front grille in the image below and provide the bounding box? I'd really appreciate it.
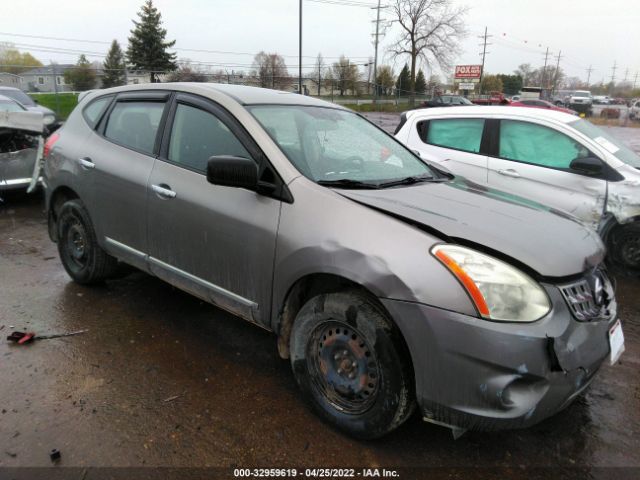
[559,269,614,321]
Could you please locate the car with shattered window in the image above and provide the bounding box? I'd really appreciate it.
[42,84,624,439]
[0,95,45,192]
[396,106,640,274]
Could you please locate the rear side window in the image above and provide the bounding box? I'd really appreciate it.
[104,101,165,155]
[167,103,251,173]
[420,118,484,153]
[82,96,112,128]
[499,120,590,169]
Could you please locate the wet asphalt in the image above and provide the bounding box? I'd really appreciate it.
[0,122,639,477]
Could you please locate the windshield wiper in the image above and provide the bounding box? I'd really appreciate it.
[377,175,441,188]
[317,179,381,189]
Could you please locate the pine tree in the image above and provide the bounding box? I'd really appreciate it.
[102,40,126,88]
[396,64,410,95]
[64,55,96,91]
[415,70,427,95]
[126,0,177,83]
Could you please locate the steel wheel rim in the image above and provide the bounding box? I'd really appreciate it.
[64,217,88,270]
[619,232,640,267]
[307,321,380,415]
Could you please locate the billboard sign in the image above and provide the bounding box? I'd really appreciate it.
[455,65,482,79]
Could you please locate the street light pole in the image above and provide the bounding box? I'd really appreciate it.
[372,0,381,103]
[299,0,303,95]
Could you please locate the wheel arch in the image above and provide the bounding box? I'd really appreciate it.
[47,185,80,242]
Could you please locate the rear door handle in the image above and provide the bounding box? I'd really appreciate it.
[151,184,177,199]
[497,169,521,178]
[78,157,95,169]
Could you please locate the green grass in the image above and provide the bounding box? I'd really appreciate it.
[28,93,79,120]
[342,103,407,113]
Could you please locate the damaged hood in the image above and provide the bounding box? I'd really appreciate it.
[339,178,604,277]
[0,111,44,134]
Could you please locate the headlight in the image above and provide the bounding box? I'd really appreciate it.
[43,114,55,125]
[431,244,551,322]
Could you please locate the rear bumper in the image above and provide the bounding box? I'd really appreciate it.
[382,285,615,431]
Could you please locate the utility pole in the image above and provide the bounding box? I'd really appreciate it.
[610,60,617,86]
[52,64,60,115]
[541,47,550,91]
[478,27,492,93]
[371,0,382,103]
[586,65,594,86]
[552,50,562,94]
[634,72,639,90]
[298,0,302,95]
[623,68,629,83]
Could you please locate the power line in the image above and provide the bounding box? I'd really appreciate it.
[0,31,371,59]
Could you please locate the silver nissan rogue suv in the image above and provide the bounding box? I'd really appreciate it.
[42,83,624,439]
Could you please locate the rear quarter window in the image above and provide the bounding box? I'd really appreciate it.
[82,95,113,129]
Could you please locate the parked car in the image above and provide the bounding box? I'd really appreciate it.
[551,90,573,106]
[629,99,640,120]
[43,84,623,439]
[419,95,474,108]
[0,97,45,191]
[566,90,593,116]
[593,95,611,105]
[0,87,58,130]
[510,95,521,102]
[396,105,640,273]
[510,99,578,115]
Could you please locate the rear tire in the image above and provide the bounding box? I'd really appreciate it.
[289,290,415,439]
[608,222,640,276]
[57,199,118,284]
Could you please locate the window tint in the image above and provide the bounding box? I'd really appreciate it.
[424,118,484,153]
[104,101,165,154]
[499,120,590,168]
[83,96,112,128]
[168,103,251,172]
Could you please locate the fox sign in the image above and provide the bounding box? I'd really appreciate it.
[454,65,482,79]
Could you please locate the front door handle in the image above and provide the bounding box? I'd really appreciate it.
[151,184,177,199]
[497,169,521,178]
[78,157,95,169]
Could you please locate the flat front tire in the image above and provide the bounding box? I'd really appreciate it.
[56,199,117,284]
[289,290,415,439]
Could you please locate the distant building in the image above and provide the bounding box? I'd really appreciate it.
[20,64,77,92]
[0,72,24,89]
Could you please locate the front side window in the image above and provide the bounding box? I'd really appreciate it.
[499,120,589,169]
[0,100,25,112]
[422,118,485,154]
[167,103,251,173]
[249,105,433,184]
[104,101,165,155]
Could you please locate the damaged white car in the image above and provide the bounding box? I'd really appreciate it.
[0,95,45,192]
[396,106,640,273]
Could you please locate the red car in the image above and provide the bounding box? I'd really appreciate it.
[509,99,578,115]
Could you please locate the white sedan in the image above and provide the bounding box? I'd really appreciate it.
[395,105,640,272]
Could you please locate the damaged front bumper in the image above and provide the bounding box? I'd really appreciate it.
[381,279,617,432]
[0,111,45,192]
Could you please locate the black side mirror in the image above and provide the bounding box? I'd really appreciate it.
[207,156,258,190]
[570,156,603,176]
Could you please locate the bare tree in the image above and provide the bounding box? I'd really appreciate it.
[252,51,290,90]
[166,59,207,82]
[313,53,325,96]
[388,0,467,102]
[331,55,360,96]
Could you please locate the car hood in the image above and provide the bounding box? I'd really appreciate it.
[26,105,55,116]
[338,178,604,278]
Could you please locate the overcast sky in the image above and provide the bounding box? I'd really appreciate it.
[5,0,640,84]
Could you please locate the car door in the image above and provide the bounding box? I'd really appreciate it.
[487,119,607,227]
[407,116,489,183]
[90,91,170,270]
[146,93,281,328]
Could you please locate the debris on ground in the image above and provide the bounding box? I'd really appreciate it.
[163,392,185,403]
[6,329,88,345]
[49,449,61,462]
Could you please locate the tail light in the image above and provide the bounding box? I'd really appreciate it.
[43,133,60,158]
